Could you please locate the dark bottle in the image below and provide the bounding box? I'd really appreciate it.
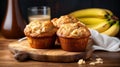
[1,0,27,39]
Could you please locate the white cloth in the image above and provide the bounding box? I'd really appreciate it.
[90,29,120,52]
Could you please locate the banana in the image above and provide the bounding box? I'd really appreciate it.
[69,8,110,19]
[101,21,119,36]
[87,21,111,33]
[78,18,108,25]
[103,9,114,19]
[103,9,113,16]
[69,8,119,36]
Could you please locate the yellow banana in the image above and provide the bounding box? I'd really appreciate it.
[101,21,119,36]
[103,9,113,16]
[78,18,108,25]
[69,8,110,18]
[87,21,111,33]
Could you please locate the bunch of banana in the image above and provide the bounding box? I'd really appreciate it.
[69,8,113,19]
[69,8,120,36]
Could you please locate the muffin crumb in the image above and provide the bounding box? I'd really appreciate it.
[89,62,96,65]
[78,57,103,66]
[78,59,86,64]
[95,58,103,64]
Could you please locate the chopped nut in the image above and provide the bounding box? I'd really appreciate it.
[89,62,96,65]
[95,60,103,64]
[95,58,103,64]
[99,61,103,64]
[89,58,103,65]
[77,57,103,65]
[78,59,86,64]
[96,58,103,61]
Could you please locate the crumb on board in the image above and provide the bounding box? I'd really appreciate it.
[89,62,96,65]
[77,59,86,64]
[78,58,103,65]
[95,58,103,64]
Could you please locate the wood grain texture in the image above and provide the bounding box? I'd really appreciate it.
[8,40,92,62]
[1,36,120,67]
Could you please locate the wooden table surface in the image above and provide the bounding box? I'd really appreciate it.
[0,35,120,67]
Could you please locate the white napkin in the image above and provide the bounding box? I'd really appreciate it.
[90,29,120,52]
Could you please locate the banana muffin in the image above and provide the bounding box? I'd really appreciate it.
[57,22,91,52]
[51,15,79,28]
[24,20,57,49]
[51,15,79,45]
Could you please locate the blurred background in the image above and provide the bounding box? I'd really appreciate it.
[0,0,120,56]
[0,0,120,26]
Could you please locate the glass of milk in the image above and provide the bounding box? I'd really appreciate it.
[28,6,51,22]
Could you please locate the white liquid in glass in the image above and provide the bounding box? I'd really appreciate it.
[29,15,50,22]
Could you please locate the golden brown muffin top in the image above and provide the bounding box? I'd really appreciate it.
[57,22,91,38]
[51,15,79,28]
[24,20,57,37]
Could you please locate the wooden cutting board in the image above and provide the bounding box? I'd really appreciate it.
[8,39,93,62]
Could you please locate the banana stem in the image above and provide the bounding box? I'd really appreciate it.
[108,19,115,25]
[116,21,119,25]
[108,16,119,25]
[111,16,119,21]
[106,15,112,19]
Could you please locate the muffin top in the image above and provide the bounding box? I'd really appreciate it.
[24,20,57,37]
[57,22,91,38]
[51,15,78,28]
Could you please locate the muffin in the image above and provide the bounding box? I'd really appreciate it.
[24,20,57,49]
[51,15,79,45]
[51,15,79,28]
[57,22,91,52]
